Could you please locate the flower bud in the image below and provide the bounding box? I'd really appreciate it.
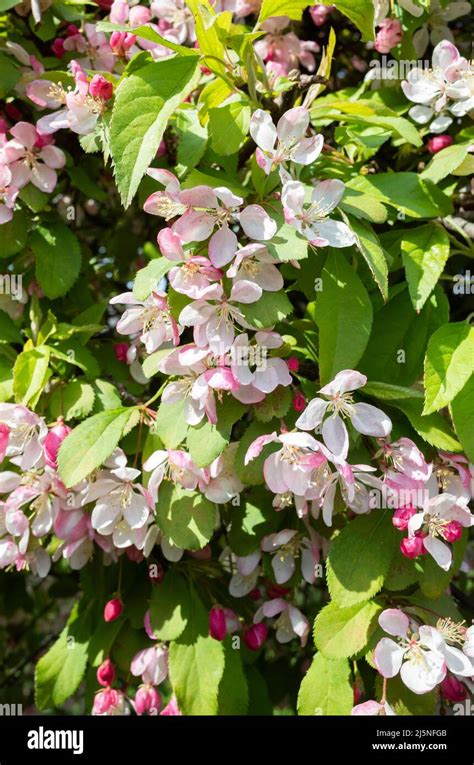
[292,392,306,412]
[209,606,227,641]
[243,623,268,651]
[104,597,123,622]
[110,0,129,24]
[44,420,71,470]
[441,675,467,703]
[427,135,453,154]
[97,658,116,687]
[441,520,462,543]
[89,74,113,101]
[266,582,291,599]
[400,535,425,559]
[134,685,161,715]
[93,687,120,715]
[374,19,403,54]
[51,38,65,58]
[286,357,299,373]
[66,24,79,36]
[129,5,152,25]
[392,505,416,531]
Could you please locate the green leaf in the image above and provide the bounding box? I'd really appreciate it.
[238,290,292,329]
[0,51,20,98]
[0,310,22,344]
[314,600,382,659]
[168,589,225,715]
[156,482,217,550]
[401,224,450,311]
[348,216,388,300]
[208,101,251,156]
[31,223,82,299]
[149,570,191,641]
[318,0,374,40]
[218,639,249,715]
[348,173,452,218]
[451,376,474,461]
[416,531,467,599]
[176,108,208,170]
[423,322,474,415]
[383,394,461,451]
[340,187,387,224]
[327,510,398,607]
[58,407,139,487]
[13,346,51,408]
[49,380,95,421]
[265,210,308,262]
[258,0,309,24]
[97,21,197,56]
[186,0,231,75]
[35,605,90,710]
[228,487,279,555]
[0,209,28,257]
[382,674,437,716]
[186,399,245,468]
[316,251,373,385]
[421,142,471,184]
[253,385,291,422]
[133,257,173,300]
[360,286,449,387]
[297,654,353,715]
[153,399,189,449]
[91,380,122,413]
[110,55,200,207]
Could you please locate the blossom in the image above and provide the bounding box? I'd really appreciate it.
[374,609,474,694]
[86,464,153,549]
[352,700,396,716]
[143,449,203,502]
[401,40,472,133]
[150,0,195,44]
[110,290,180,354]
[226,243,283,298]
[63,23,115,71]
[246,431,327,496]
[228,551,261,597]
[375,19,403,54]
[406,493,473,570]
[130,644,168,685]
[145,171,276,268]
[282,179,356,247]
[254,598,310,645]
[261,528,320,584]
[254,17,319,77]
[2,122,65,193]
[201,444,244,503]
[0,404,47,470]
[0,165,19,225]
[230,332,292,403]
[179,288,255,354]
[296,370,392,460]
[412,1,471,56]
[249,107,324,179]
[92,688,129,715]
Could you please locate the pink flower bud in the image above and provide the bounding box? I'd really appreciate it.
[309,4,334,26]
[441,520,463,543]
[104,598,123,622]
[89,74,113,101]
[113,342,129,362]
[66,24,79,36]
[0,118,8,134]
[209,606,227,641]
[286,357,299,373]
[392,505,417,531]
[400,535,425,559]
[427,135,453,154]
[51,38,65,58]
[160,695,181,716]
[292,392,306,412]
[34,132,54,149]
[97,0,113,7]
[244,623,268,651]
[266,582,291,599]
[5,104,22,121]
[110,1,129,24]
[0,422,9,462]
[97,658,116,687]
[110,31,136,55]
[156,139,167,158]
[353,683,363,705]
[134,685,161,715]
[93,687,120,714]
[375,19,403,54]
[129,5,152,25]
[44,420,71,470]
[441,675,467,703]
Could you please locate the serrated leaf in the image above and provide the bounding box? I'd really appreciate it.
[13,346,51,408]
[327,510,398,607]
[401,224,450,312]
[316,251,373,385]
[297,654,353,715]
[58,407,138,487]
[238,290,292,329]
[314,600,382,659]
[421,142,471,184]
[31,223,82,299]
[156,482,217,550]
[423,322,474,415]
[349,216,388,300]
[49,380,95,421]
[133,258,173,300]
[110,55,200,207]
[265,210,308,262]
[149,570,190,641]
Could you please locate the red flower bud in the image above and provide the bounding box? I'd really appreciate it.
[400,535,425,559]
[441,520,462,543]
[104,598,123,622]
[427,135,453,154]
[97,658,116,687]
[243,623,268,651]
[441,674,467,703]
[51,38,65,58]
[209,606,227,641]
[89,74,114,101]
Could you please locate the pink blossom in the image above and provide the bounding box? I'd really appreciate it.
[160,695,181,715]
[254,598,310,645]
[250,107,323,179]
[375,19,403,54]
[310,4,334,26]
[44,421,71,470]
[0,404,48,470]
[0,165,19,225]
[110,290,180,354]
[230,332,291,402]
[134,685,161,715]
[130,644,168,685]
[150,0,195,44]
[226,243,283,298]
[296,369,392,459]
[352,700,396,716]
[64,23,115,71]
[3,122,65,193]
[92,687,129,715]
[261,528,320,584]
[407,493,473,570]
[282,179,356,248]
[104,598,123,622]
[201,443,244,503]
[143,449,203,502]
[179,288,255,354]
[97,658,116,687]
[89,74,114,101]
[254,17,319,77]
[427,134,454,153]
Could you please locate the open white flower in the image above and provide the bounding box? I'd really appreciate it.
[282,179,356,247]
